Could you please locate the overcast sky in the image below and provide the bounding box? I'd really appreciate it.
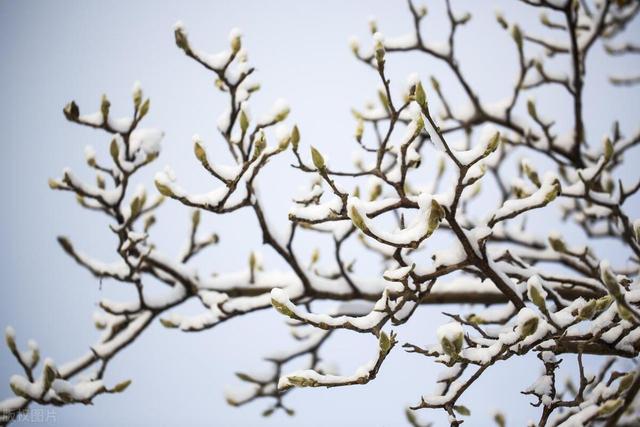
[1,1,639,426]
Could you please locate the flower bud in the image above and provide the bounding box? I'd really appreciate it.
[520,316,539,337]
[379,331,393,354]
[349,205,368,232]
[239,110,249,134]
[427,199,445,237]
[598,399,623,416]
[578,299,597,320]
[5,326,16,353]
[310,146,326,171]
[348,36,360,55]
[192,209,201,229]
[527,99,537,120]
[229,28,242,54]
[511,24,523,50]
[527,281,546,311]
[100,94,110,122]
[484,132,500,156]
[617,372,635,394]
[112,379,132,393]
[544,180,561,203]
[548,234,567,253]
[110,138,119,163]
[369,183,382,201]
[603,137,614,162]
[291,125,300,151]
[63,101,80,121]
[414,81,427,109]
[355,119,364,142]
[155,180,174,197]
[194,139,209,167]
[139,98,150,119]
[601,262,622,298]
[437,322,464,358]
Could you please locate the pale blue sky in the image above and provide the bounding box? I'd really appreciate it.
[1,1,639,426]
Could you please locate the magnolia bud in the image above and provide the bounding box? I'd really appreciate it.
[100,94,110,122]
[349,205,368,232]
[194,139,208,166]
[5,326,16,353]
[527,99,537,120]
[379,331,393,354]
[617,302,633,321]
[271,297,295,318]
[132,82,143,110]
[373,33,385,66]
[174,24,190,52]
[130,197,142,219]
[437,322,464,359]
[595,295,613,312]
[111,379,132,393]
[454,405,471,416]
[520,316,539,337]
[414,81,427,109]
[48,178,61,190]
[57,236,74,255]
[159,318,179,328]
[310,248,320,265]
[229,28,242,54]
[155,180,174,197]
[192,209,201,229]
[368,17,378,34]
[601,262,622,298]
[42,361,56,391]
[598,399,623,416]
[495,12,508,29]
[427,199,445,237]
[240,110,249,134]
[617,373,635,394]
[355,119,364,142]
[511,24,523,50]
[348,36,359,55]
[484,132,500,156]
[63,101,80,121]
[528,283,546,311]
[548,234,567,253]
[578,299,597,320]
[603,137,614,162]
[369,183,382,201]
[544,180,561,203]
[138,98,150,119]
[110,138,119,163]
[310,146,326,171]
[291,125,300,151]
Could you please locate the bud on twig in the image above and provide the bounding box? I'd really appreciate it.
[427,199,445,237]
[111,379,132,393]
[310,146,326,171]
[291,125,300,151]
[63,101,80,121]
[414,81,427,109]
[511,24,523,51]
[100,94,110,123]
[437,322,464,359]
[349,205,368,232]
[5,326,16,353]
[229,28,242,54]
